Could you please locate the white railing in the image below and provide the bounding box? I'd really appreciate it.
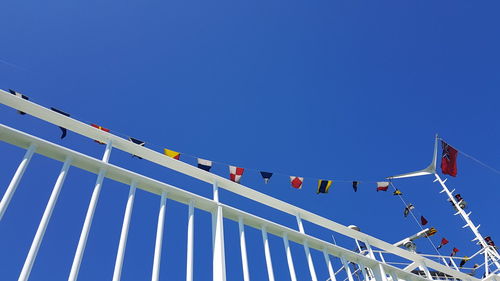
[0,90,482,281]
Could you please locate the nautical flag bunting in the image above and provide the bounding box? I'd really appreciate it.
[437,237,449,249]
[260,172,273,184]
[425,227,437,237]
[290,176,304,189]
[421,216,428,226]
[90,124,110,144]
[441,141,458,177]
[229,166,244,183]
[197,158,212,172]
[393,189,402,196]
[129,137,145,159]
[352,181,358,192]
[317,180,332,194]
[459,256,470,268]
[404,203,414,217]
[164,148,180,160]
[376,182,389,192]
[50,107,70,139]
[9,89,29,114]
[450,247,459,257]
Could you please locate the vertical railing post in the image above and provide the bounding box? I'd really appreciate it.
[238,217,250,281]
[68,140,113,281]
[340,257,355,281]
[186,200,195,281]
[18,156,72,281]
[262,226,275,281]
[323,249,336,281]
[0,143,37,221]
[296,214,318,281]
[283,233,297,281]
[365,242,387,281]
[112,180,137,281]
[212,182,226,281]
[152,191,167,281]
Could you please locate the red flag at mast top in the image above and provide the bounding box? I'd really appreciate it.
[441,140,458,177]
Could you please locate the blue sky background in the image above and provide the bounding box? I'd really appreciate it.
[1,1,500,280]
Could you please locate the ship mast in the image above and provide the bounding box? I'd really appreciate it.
[388,135,500,274]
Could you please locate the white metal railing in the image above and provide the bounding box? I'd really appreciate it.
[0,90,483,281]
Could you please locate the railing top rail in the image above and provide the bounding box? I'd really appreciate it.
[0,90,478,281]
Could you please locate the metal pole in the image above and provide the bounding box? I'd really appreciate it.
[18,157,72,281]
[283,233,297,281]
[112,181,137,281]
[68,140,113,281]
[262,226,275,281]
[323,249,336,281]
[186,200,195,281]
[296,214,318,281]
[152,191,167,281]
[340,257,355,281]
[212,182,226,281]
[238,217,250,281]
[364,242,387,281]
[0,143,37,221]
[434,173,500,270]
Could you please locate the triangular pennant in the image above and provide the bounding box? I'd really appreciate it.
[50,107,70,139]
[129,137,145,159]
[420,216,428,226]
[437,237,449,249]
[90,124,110,144]
[404,203,414,217]
[229,166,244,183]
[9,89,29,115]
[197,158,212,172]
[317,180,332,194]
[290,176,303,189]
[164,148,180,160]
[352,181,358,192]
[260,172,273,184]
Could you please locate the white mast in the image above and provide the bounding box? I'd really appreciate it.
[387,135,500,273]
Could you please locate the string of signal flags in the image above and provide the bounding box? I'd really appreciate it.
[7,88,483,268]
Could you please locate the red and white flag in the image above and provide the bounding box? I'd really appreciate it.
[376,182,389,192]
[229,166,244,183]
[290,176,304,189]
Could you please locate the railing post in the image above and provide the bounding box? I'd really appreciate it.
[18,156,72,281]
[68,140,113,281]
[365,242,387,281]
[323,249,336,281]
[212,182,226,281]
[0,143,37,221]
[340,257,355,281]
[296,213,318,281]
[238,217,250,281]
[283,233,297,281]
[186,200,195,281]
[152,191,167,281]
[112,180,137,281]
[262,226,275,281]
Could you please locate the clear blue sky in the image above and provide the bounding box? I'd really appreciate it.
[1,1,500,280]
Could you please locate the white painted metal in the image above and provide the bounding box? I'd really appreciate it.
[152,191,167,281]
[262,226,275,281]
[18,157,72,281]
[434,173,500,270]
[283,233,298,281]
[238,217,250,281]
[296,214,318,281]
[112,181,137,281]
[323,249,337,281]
[186,200,195,281]
[341,257,355,281]
[0,94,484,281]
[212,182,226,281]
[68,140,113,281]
[0,143,37,221]
[0,123,480,281]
